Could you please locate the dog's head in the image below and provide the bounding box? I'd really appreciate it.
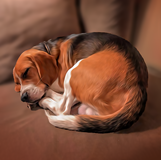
[13,45,59,104]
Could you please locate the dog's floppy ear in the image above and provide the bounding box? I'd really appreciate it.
[13,67,21,92]
[29,50,58,86]
[32,37,65,60]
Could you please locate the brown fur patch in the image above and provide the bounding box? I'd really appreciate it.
[70,49,136,115]
[58,39,73,88]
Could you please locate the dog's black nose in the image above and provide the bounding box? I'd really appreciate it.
[21,92,28,102]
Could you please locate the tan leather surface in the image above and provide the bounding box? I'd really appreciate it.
[0,0,80,84]
[0,70,161,160]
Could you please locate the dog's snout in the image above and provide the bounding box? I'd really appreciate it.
[21,92,28,102]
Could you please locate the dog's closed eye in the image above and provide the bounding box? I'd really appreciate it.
[22,67,30,79]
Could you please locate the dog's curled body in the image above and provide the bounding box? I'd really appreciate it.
[13,32,148,133]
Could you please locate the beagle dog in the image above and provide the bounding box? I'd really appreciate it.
[13,32,148,133]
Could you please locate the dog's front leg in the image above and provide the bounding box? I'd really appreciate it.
[40,60,82,115]
[57,60,83,115]
[39,89,75,115]
[45,88,75,115]
[57,63,81,115]
[39,97,59,115]
[39,89,63,115]
[44,84,75,115]
[58,93,75,115]
[46,89,63,102]
[41,89,78,115]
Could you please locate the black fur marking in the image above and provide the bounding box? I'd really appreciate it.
[33,41,50,54]
[32,37,66,55]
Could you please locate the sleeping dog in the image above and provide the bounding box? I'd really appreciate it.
[13,32,148,133]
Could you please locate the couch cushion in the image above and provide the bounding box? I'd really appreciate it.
[0,0,80,84]
[0,70,161,160]
[80,0,135,41]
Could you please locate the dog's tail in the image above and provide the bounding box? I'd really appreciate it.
[45,85,147,133]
